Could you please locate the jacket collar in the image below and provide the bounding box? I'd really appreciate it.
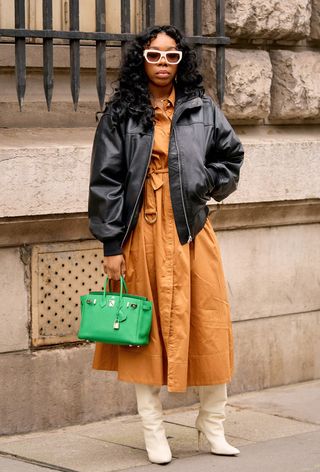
[129,88,203,135]
[172,87,203,126]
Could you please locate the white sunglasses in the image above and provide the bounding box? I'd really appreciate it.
[143,49,183,65]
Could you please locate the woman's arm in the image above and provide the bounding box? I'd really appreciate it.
[88,112,126,256]
[205,102,244,202]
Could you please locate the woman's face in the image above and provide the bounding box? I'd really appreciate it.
[143,33,179,89]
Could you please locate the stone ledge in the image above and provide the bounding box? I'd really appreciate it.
[0,43,121,69]
[228,127,320,204]
[0,126,319,217]
[0,101,100,128]
[1,199,320,248]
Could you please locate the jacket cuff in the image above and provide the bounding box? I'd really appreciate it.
[206,166,219,189]
[103,239,123,256]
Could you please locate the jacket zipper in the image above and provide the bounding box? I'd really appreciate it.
[120,134,155,247]
[173,128,192,243]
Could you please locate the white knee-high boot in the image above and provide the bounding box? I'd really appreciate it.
[195,384,240,456]
[134,384,172,464]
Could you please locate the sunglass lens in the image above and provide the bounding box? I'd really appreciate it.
[146,51,161,63]
[166,52,181,63]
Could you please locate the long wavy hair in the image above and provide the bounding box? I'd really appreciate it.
[105,25,204,131]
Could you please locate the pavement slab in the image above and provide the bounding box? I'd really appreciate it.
[76,421,201,459]
[229,380,320,425]
[0,433,149,472]
[1,380,320,472]
[0,455,57,472]
[125,430,320,472]
[164,404,319,443]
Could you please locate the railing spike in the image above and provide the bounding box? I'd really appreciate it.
[69,0,80,111]
[14,0,26,111]
[216,0,226,106]
[170,0,185,33]
[146,0,155,28]
[43,0,54,111]
[96,0,106,111]
[1,1,229,111]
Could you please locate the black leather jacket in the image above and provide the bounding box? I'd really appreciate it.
[88,90,244,256]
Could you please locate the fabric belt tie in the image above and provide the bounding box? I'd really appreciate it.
[144,168,168,224]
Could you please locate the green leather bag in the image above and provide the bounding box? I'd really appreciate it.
[78,276,153,346]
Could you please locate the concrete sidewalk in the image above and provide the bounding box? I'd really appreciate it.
[0,380,319,472]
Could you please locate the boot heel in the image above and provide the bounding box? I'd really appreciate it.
[197,429,202,451]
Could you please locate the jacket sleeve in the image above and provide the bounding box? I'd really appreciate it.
[88,113,126,256]
[205,102,244,202]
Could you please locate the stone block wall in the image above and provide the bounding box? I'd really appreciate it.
[202,0,320,124]
[311,0,320,38]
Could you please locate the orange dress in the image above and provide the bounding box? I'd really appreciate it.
[92,87,234,392]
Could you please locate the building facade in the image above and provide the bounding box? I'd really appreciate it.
[0,0,319,435]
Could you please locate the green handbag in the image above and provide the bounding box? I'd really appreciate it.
[78,276,153,346]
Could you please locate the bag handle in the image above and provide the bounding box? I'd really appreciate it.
[103,275,128,300]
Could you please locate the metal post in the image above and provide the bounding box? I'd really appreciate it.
[121,0,131,33]
[121,0,130,60]
[43,0,53,111]
[14,0,26,111]
[193,0,202,67]
[69,0,80,111]
[146,0,155,28]
[170,0,185,33]
[216,0,225,106]
[193,0,202,34]
[96,0,106,111]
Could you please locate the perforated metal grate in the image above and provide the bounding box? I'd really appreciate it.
[31,241,105,346]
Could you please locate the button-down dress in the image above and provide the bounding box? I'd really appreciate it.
[92,88,234,393]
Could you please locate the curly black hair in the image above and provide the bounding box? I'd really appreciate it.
[105,25,204,131]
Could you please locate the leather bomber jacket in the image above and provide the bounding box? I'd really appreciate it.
[88,90,244,256]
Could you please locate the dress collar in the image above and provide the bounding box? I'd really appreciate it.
[151,86,176,109]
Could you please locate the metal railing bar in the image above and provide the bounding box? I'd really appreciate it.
[0,29,230,45]
[43,0,53,111]
[193,0,202,68]
[121,0,130,60]
[121,0,131,33]
[0,29,136,41]
[14,0,26,111]
[1,2,229,110]
[69,0,80,111]
[96,0,106,111]
[146,0,155,28]
[193,0,202,35]
[170,0,185,33]
[216,0,226,106]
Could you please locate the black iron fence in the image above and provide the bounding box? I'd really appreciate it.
[0,0,229,111]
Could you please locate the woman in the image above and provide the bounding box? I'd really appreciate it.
[88,25,244,464]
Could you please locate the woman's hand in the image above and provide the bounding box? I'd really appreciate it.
[103,255,126,280]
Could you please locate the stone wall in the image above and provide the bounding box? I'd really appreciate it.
[202,0,320,124]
